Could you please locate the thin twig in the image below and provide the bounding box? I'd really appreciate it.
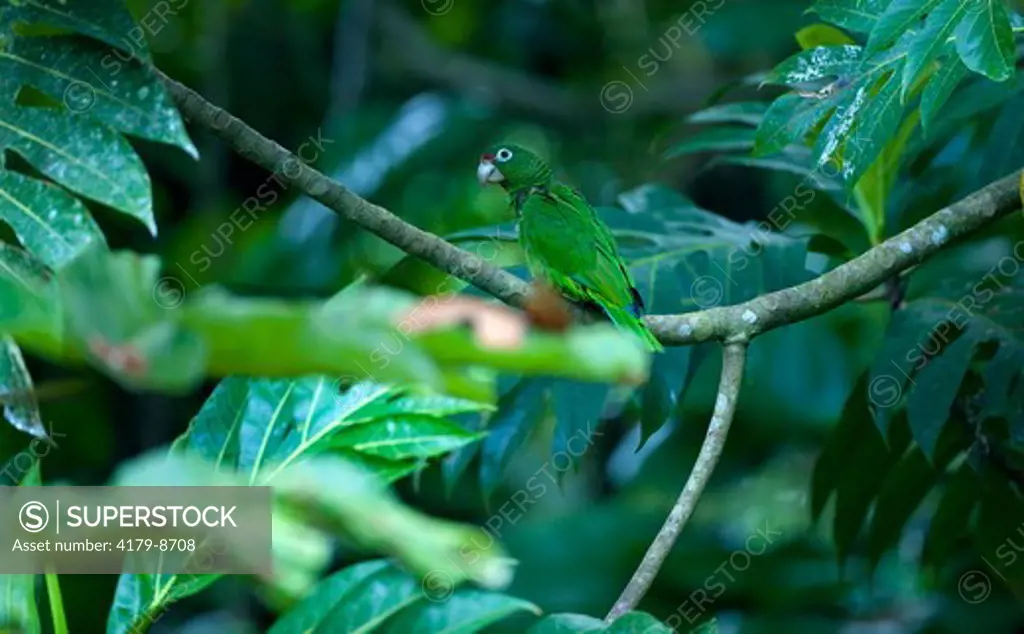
[605,342,748,621]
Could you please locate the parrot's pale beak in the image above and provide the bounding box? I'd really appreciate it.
[477,161,504,186]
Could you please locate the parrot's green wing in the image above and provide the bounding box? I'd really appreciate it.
[519,183,662,351]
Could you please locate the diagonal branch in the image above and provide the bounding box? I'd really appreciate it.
[605,342,748,621]
[159,72,1023,350]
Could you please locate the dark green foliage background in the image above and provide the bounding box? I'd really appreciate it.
[3,0,1024,632]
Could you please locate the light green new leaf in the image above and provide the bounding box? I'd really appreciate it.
[0,169,105,269]
[0,35,196,155]
[0,243,62,357]
[953,0,1016,82]
[796,24,857,49]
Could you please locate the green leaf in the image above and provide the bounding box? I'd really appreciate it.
[0,35,196,155]
[809,0,890,34]
[0,101,155,233]
[762,45,863,86]
[876,263,1024,452]
[919,55,968,132]
[2,0,151,62]
[796,24,857,49]
[921,463,978,570]
[865,0,943,55]
[385,588,539,633]
[753,93,835,157]
[328,412,486,461]
[267,560,423,634]
[2,247,649,395]
[865,447,937,568]
[527,611,671,633]
[480,378,548,495]
[174,376,489,483]
[0,334,45,439]
[980,90,1024,180]
[0,169,105,269]
[109,452,515,634]
[0,243,62,357]
[0,460,41,634]
[685,102,769,126]
[902,0,968,98]
[953,0,1016,82]
[663,126,757,158]
[831,383,899,561]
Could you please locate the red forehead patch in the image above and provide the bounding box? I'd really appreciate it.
[481,153,495,161]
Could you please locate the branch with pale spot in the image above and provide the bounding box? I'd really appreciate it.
[606,342,747,621]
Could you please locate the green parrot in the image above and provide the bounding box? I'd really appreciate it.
[477,143,663,352]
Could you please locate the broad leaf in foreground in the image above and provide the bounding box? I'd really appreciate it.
[108,452,514,634]
[0,247,650,395]
[268,560,538,634]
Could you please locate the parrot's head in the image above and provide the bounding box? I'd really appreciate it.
[477,143,551,190]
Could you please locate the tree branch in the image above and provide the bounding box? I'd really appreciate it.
[160,72,1023,351]
[605,342,748,621]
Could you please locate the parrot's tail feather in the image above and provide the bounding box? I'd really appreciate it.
[604,306,664,353]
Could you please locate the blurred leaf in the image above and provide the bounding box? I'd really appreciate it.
[0,459,41,634]
[526,611,671,633]
[685,102,769,127]
[0,335,45,439]
[270,560,537,634]
[664,127,757,158]
[0,247,649,394]
[109,452,515,634]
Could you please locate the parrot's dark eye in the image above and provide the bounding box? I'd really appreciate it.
[496,148,513,162]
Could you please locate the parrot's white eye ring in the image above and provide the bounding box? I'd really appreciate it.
[496,148,513,162]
